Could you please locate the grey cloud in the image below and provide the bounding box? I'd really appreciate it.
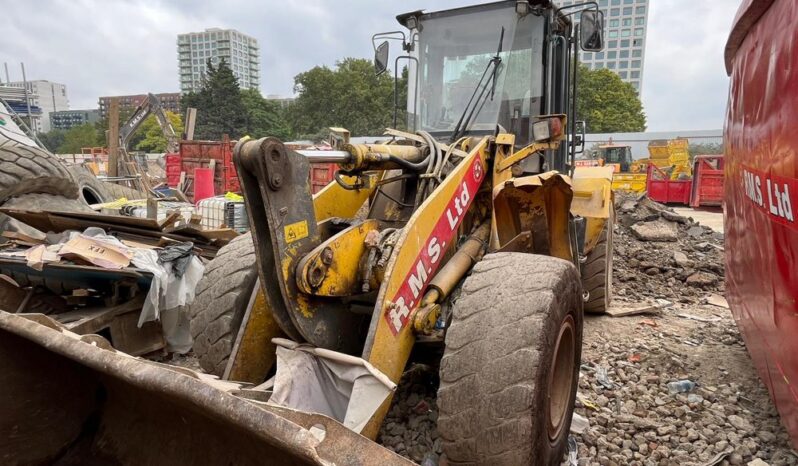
[2,0,737,132]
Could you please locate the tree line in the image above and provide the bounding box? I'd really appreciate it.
[37,58,646,154]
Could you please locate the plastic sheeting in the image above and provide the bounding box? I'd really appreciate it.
[267,339,396,434]
[79,228,203,353]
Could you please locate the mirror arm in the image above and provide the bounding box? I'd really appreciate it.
[554,1,599,18]
[372,31,409,53]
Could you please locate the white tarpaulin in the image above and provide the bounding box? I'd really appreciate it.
[0,107,39,147]
[267,338,397,434]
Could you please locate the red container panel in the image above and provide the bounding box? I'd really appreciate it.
[725,0,798,445]
[167,140,338,199]
[690,155,724,207]
[646,165,691,205]
[310,163,337,194]
[170,137,239,201]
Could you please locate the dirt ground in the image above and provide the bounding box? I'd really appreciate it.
[377,202,797,465]
[672,207,725,233]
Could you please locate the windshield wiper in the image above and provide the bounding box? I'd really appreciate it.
[450,27,505,143]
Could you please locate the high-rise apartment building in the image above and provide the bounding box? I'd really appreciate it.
[177,28,261,93]
[5,80,69,132]
[557,0,650,92]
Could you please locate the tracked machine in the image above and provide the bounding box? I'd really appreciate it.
[0,2,614,465]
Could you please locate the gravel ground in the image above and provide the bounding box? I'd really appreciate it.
[573,301,797,466]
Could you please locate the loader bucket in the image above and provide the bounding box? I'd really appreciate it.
[0,311,412,466]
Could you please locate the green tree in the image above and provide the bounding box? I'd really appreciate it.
[38,129,66,153]
[576,64,646,133]
[287,58,403,137]
[57,124,102,154]
[181,59,247,139]
[240,88,292,140]
[134,111,184,152]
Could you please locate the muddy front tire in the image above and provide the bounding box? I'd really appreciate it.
[437,253,583,466]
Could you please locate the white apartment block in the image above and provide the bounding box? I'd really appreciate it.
[177,28,261,93]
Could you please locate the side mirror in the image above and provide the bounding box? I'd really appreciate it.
[374,41,389,76]
[575,120,586,154]
[580,10,604,51]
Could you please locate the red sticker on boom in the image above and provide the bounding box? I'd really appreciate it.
[384,156,485,335]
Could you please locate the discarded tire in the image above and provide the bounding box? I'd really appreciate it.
[582,218,613,314]
[189,233,258,376]
[0,136,78,204]
[437,253,583,466]
[68,165,111,205]
[1,192,92,237]
[101,181,146,201]
[2,193,91,213]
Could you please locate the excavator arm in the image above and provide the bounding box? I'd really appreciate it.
[119,93,179,153]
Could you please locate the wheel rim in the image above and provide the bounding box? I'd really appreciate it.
[547,313,576,442]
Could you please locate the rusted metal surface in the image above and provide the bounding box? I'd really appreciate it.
[0,311,412,465]
[492,172,574,261]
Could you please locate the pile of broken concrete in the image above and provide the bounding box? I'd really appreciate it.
[613,194,725,304]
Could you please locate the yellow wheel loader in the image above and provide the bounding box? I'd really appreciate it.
[0,1,614,465]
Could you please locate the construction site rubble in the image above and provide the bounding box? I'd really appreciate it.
[0,220,204,352]
[571,301,797,466]
[613,193,725,304]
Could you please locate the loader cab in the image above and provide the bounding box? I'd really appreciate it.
[374,0,604,173]
[594,144,633,172]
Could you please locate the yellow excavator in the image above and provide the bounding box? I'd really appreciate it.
[0,1,614,465]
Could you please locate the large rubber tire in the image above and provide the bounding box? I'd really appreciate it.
[2,193,92,212]
[0,136,78,204]
[189,233,258,376]
[101,181,146,201]
[437,253,583,466]
[67,165,111,205]
[1,192,91,233]
[582,219,613,314]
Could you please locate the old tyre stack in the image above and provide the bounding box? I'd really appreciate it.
[0,135,91,297]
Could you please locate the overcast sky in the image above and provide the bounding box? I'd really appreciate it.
[1,0,737,132]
